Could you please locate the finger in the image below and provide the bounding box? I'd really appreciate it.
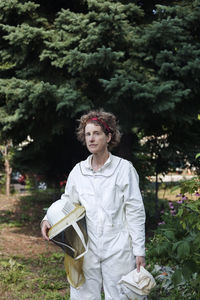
[41,226,50,241]
[46,222,51,229]
[43,232,50,241]
[137,262,140,272]
[41,229,47,240]
[141,258,146,268]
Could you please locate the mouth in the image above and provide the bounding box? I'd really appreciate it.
[89,144,97,147]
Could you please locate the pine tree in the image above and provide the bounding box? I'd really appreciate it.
[0,0,86,182]
[101,0,200,173]
[0,0,200,184]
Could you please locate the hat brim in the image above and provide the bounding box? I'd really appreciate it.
[48,205,85,239]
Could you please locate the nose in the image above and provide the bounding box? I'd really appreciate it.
[89,134,95,142]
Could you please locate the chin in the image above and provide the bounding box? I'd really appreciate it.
[87,147,99,154]
[89,149,98,154]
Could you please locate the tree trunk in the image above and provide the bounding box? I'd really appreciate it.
[4,145,12,197]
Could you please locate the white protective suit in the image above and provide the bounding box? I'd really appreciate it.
[44,153,146,300]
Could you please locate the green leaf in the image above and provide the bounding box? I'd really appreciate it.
[195,153,200,159]
[172,269,183,286]
[177,208,183,217]
[177,241,190,259]
[156,242,169,255]
[172,240,182,252]
[164,230,175,241]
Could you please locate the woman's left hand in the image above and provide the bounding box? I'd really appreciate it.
[136,256,145,272]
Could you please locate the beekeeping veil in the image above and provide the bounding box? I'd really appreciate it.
[47,201,88,288]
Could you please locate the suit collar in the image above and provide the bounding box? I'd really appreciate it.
[80,153,122,177]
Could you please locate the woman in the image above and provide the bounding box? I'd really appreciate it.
[41,110,146,300]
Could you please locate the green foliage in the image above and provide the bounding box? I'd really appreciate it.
[0,252,106,299]
[177,177,200,233]
[178,176,200,195]
[0,253,70,300]
[0,0,200,181]
[147,176,200,299]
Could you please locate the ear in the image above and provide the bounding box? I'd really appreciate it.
[107,133,112,144]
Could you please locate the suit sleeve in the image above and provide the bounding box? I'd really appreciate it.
[123,163,146,257]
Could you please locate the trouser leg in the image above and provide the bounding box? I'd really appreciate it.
[102,259,134,300]
[101,233,136,300]
[70,248,102,300]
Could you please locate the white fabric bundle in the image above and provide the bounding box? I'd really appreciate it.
[118,266,156,300]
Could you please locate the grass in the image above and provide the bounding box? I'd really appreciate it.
[0,252,70,300]
[158,183,181,201]
[0,251,107,299]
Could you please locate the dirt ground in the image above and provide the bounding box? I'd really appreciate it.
[0,194,58,258]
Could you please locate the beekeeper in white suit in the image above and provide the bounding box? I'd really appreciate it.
[41,110,146,300]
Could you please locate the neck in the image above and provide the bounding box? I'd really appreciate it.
[91,150,110,171]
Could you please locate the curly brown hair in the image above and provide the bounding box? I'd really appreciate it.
[76,110,121,150]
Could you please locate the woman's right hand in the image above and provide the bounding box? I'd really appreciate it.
[41,220,51,241]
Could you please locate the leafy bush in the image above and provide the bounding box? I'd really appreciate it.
[147,176,200,299]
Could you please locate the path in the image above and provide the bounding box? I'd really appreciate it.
[0,194,57,258]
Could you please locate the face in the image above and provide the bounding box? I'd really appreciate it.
[85,123,111,154]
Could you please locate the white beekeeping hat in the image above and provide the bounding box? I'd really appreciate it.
[47,200,88,288]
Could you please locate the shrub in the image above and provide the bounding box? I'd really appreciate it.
[146,176,200,299]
